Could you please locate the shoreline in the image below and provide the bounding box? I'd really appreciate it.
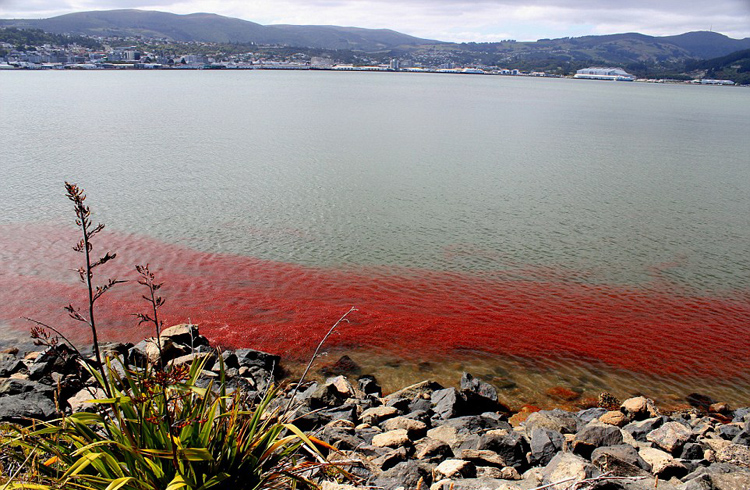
[2,324,750,489]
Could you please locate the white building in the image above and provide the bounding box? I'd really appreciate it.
[574,67,635,81]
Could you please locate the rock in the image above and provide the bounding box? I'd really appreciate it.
[623,416,665,441]
[415,438,453,462]
[732,430,750,446]
[358,375,382,397]
[577,407,607,424]
[571,425,624,459]
[0,378,54,398]
[710,402,731,415]
[361,406,399,426]
[528,427,564,467]
[542,452,596,489]
[435,459,476,479]
[686,393,715,411]
[321,355,361,377]
[370,460,435,490]
[170,352,216,370]
[372,447,409,471]
[321,482,361,490]
[382,416,428,439]
[719,424,743,441]
[0,392,57,423]
[460,372,508,414]
[683,463,750,490]
[620,396,658,421]
[590,444,651,476]
[432,388,466,420]
[372,429,411,448]
[476,429,529,471]
[638,447,688,479]
[383,380,444,406]
[234,348,280,372]
[459,449,509,468]
[646,421,692,454]
[733,407,750,423]
[67,387,107,413]
[499,467,521,480]
[599,410,629,427]
[681,442,706,460]
[0,357,26,377]
[597,392,621,410]
[130,337,189,366]
[715,443,750,467]
[523,409,579,436]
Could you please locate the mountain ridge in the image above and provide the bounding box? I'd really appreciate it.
[1,9,749,62]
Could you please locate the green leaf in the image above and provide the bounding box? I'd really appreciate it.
[165,474,188,490]
[105,477,136,490]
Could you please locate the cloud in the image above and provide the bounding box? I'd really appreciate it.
[1,0,749,41]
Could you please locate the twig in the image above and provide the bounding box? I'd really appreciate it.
[283,306,357,415]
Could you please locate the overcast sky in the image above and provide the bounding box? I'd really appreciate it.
[1,0,749,42]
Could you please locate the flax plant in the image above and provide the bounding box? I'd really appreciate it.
[3,182,332,490]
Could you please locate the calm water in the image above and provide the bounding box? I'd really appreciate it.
[1,71,749,408]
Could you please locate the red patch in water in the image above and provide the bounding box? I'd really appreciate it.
[1,223,749,380]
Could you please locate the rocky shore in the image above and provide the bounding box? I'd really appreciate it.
[1,325,749,490]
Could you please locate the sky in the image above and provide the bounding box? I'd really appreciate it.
[0,0,749,43]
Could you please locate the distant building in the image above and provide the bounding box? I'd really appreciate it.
[574,67,635,81]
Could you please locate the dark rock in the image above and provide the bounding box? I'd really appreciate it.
[732,407,750,423]
[355,426,383,445]
[321,355,361,377]
[358,374,382,397]
[432,387,466,420]
[732,430,750,446]
[476,429,529,470]
[687,393,716,411]
[369,460,434,490]
[571,425,624,459]
[681,442,706,460]
[0,392,57,423]
[0,378,55,398]
[384,395,411,412]
[0,358,26,377]
[219,351,239,370]
[529,427,564,466]
[460,372,504,414]
[591,445,651,476]
[320,426,365,451]
[683,463,750,490]
[408,396,433,413]
[719,424,742,441]
[372,447,409,471]
[623,416,665,442]
[414,437,453,462]
[234,348,280,372]
[578,407,607,424]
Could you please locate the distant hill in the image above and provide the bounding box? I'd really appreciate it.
[0,9,442,50]
[1,9,749,64]
[686,48,750,84]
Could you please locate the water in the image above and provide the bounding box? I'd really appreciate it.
[1,70,749,409]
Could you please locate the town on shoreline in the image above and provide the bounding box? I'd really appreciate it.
[0,37,738,86]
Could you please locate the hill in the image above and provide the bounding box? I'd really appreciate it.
[686,48,750,84]
[0,9,441,51]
